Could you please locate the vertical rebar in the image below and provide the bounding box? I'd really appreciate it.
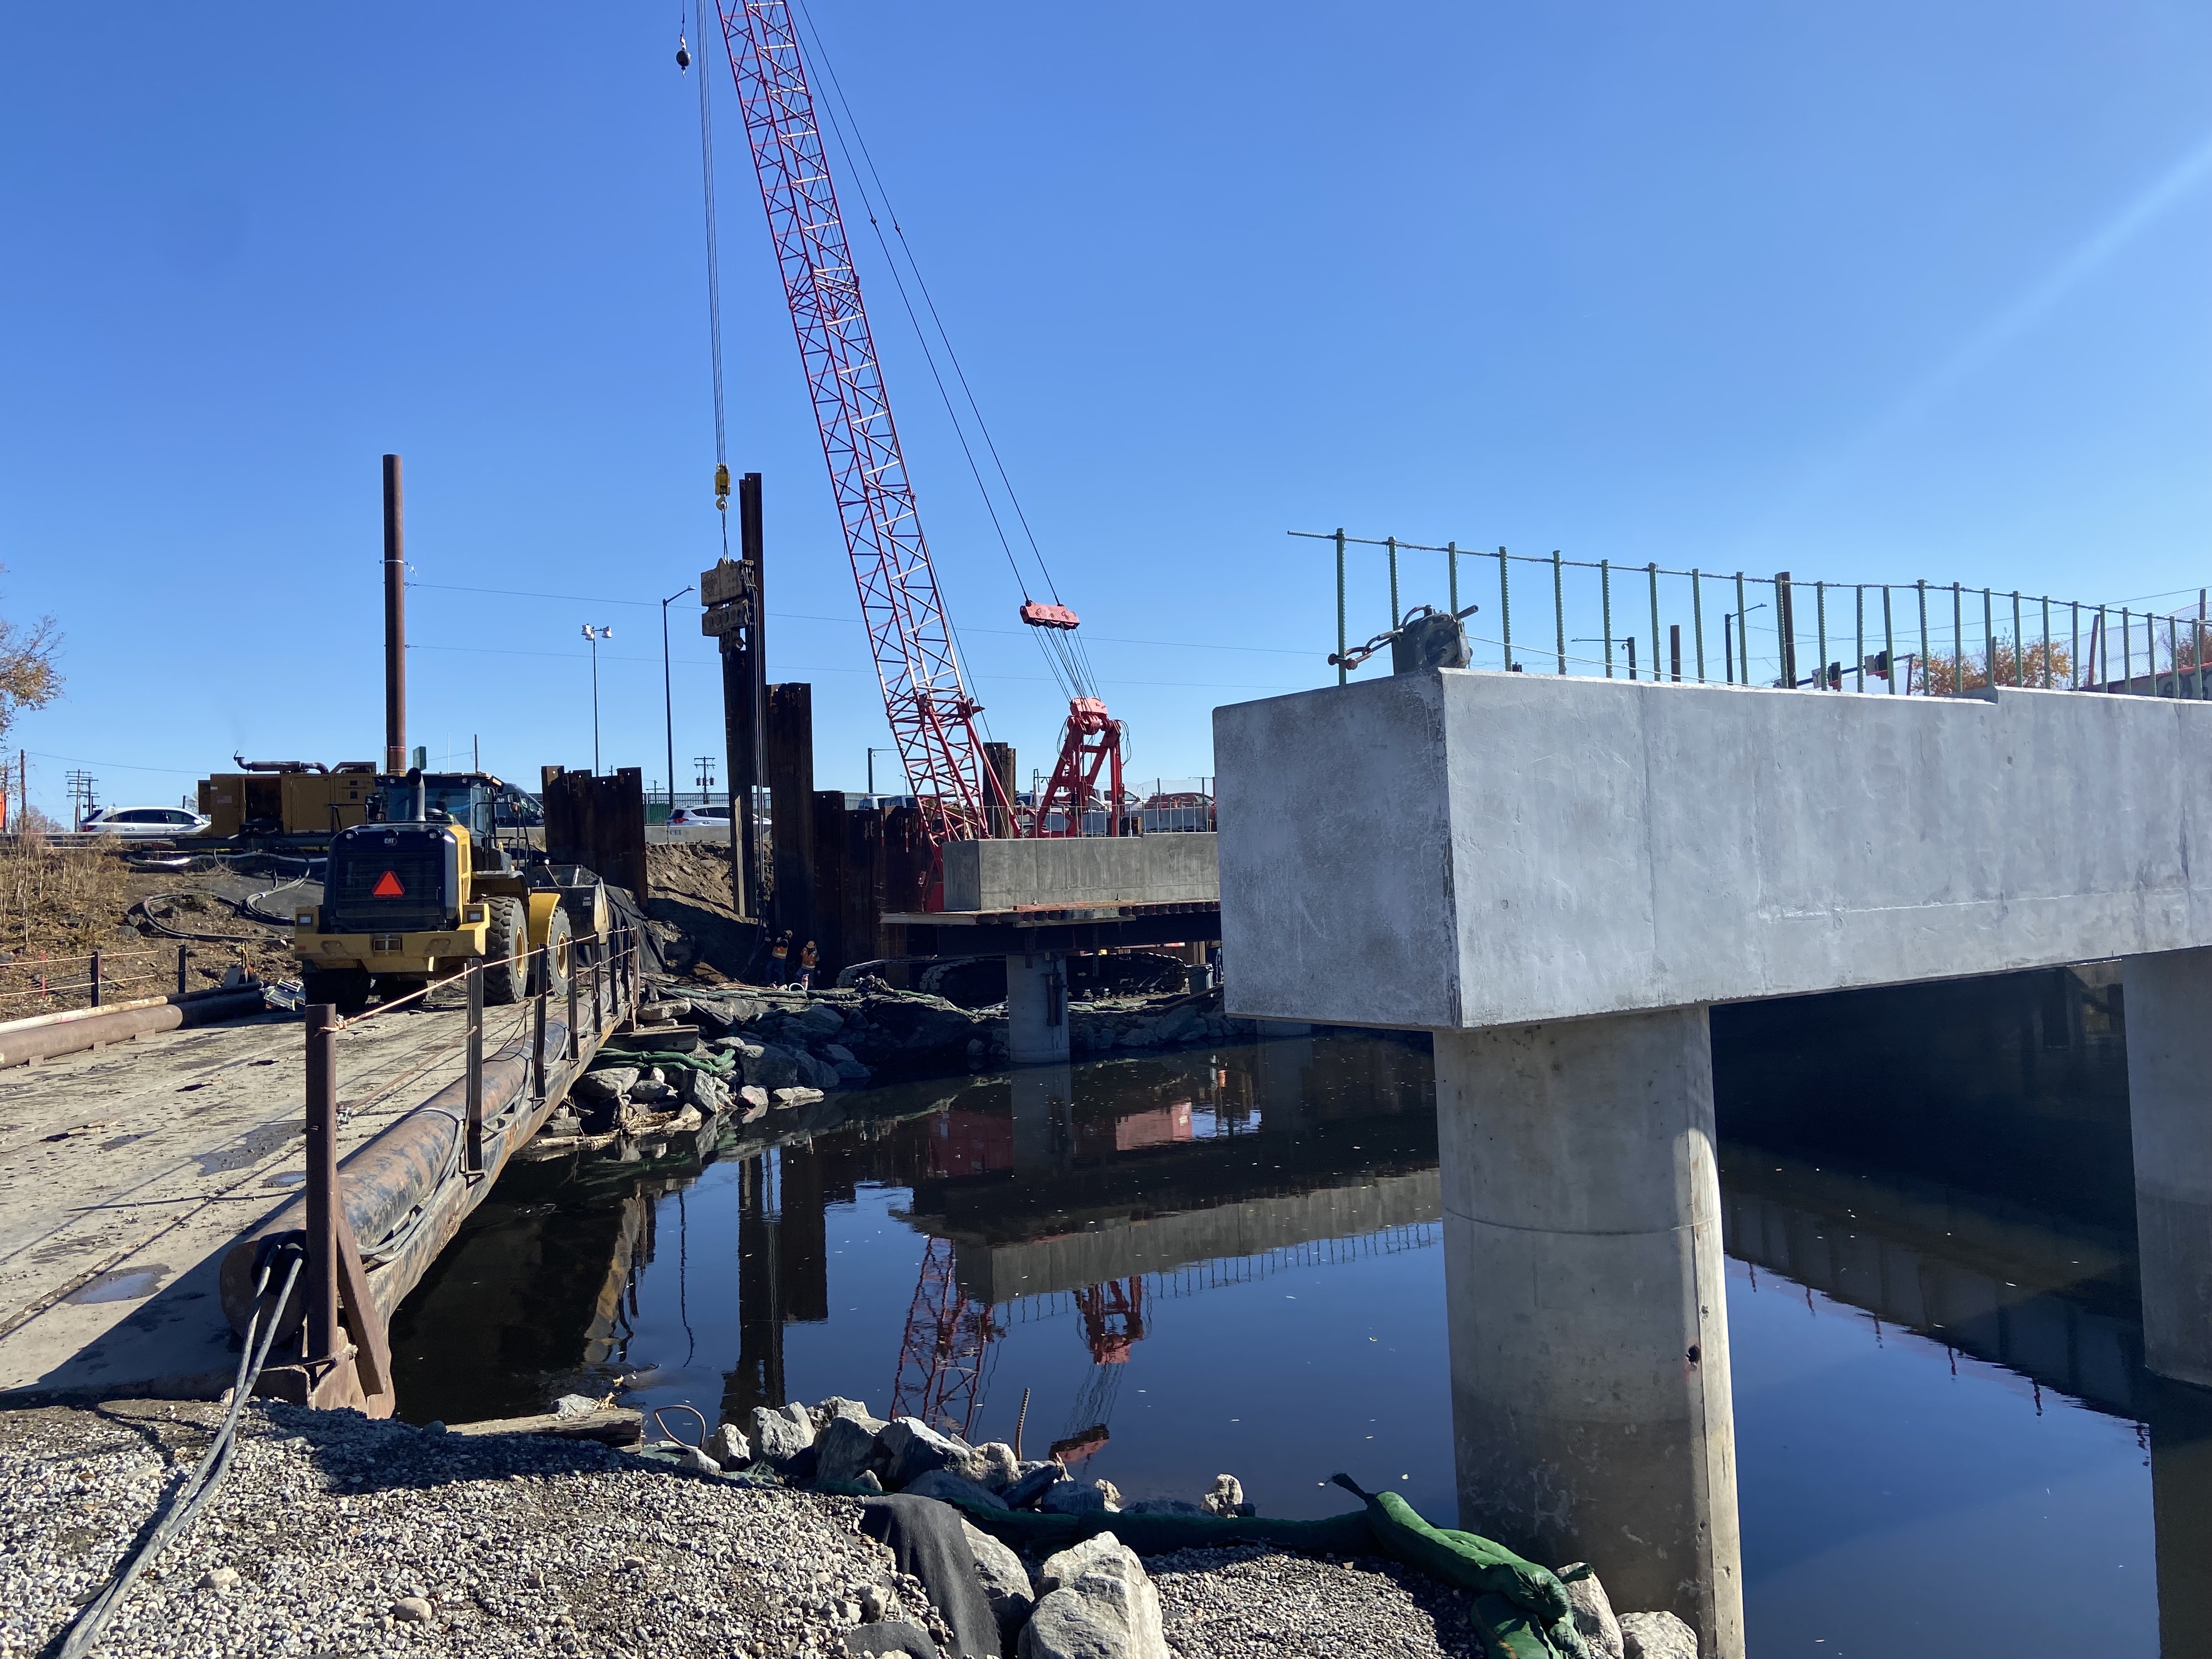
[1951,584,1963,693]
[1386,536,1400,628]
[464,961,484,1176]
[1446,541,1458,622]
[1917,582,1930,696]
[2072,602,2081,689]
[1775,572,1797,687]
[1498,548,1511,669]
[1334,529,1347,687]
[1815,582,1829,690]
[1982,588,1995,689]
[2168,613,2181,697]
[1691,569,1706,681]
[1601,561,1615,679]
[1736,572,1749,682]
[1646,563,1660,687]
[2013,592,2025,686]
[1882,586,1895,694]
[304,1003,341,1365]
[1551,551,1566,675]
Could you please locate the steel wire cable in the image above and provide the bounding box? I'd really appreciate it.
[52,1244,304,1659]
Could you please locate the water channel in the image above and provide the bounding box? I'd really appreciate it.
[388,968,2212,1657]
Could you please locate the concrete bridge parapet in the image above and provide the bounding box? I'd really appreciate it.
[1215,669,2212,1659]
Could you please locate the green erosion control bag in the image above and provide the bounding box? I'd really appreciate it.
[1331,1475,1593,1659]
[589,1043,738,1077]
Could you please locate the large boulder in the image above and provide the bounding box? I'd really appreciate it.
[1019,1533,1167,1659]
[1558,1565,1624,1659]
[1002,1464,1063,1510]
[1199,1474,1244,1516]
[743,1043,804,1091]
[571,1066,639,1103]
[813,1414,884,1485]
[704,1422,751,1470]
[748,1402,816,1469]
[1036,1480,1109,1517]
[970,1441,1020,1493]
[960,1519,1034,1643]
[878,1417,981,1489]
[1619,1611,1697,1659]
[792,1001,845,1039]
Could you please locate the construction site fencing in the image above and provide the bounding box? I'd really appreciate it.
[0,944,200,1019]
[1298,529,2212,700]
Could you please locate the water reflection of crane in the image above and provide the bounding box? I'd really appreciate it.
[890,1237,998,1438]
[1051,1277,1147,1465]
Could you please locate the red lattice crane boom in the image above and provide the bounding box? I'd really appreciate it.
[713,0,1124,856]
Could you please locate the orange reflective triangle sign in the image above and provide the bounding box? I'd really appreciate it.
[371,870,406,898]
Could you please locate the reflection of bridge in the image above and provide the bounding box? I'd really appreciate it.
[1719,1147,2142,1417]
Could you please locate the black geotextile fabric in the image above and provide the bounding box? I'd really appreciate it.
[856,1495,999,1659]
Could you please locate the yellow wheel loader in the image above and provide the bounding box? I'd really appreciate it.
[291,770,605,1015]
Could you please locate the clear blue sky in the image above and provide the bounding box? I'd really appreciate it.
[3,2,2207,816]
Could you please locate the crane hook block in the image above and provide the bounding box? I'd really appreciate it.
[714,462,731,510]
[1020,601,1082,631]
[676,35,692,70]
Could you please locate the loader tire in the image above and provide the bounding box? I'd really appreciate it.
[300,967,371,1015]
[481,896,528,1006]
[532,903,573,998]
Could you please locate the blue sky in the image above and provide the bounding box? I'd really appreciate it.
[3,2,2208,815]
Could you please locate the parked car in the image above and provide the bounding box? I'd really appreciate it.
[80,806,210,838]
[667,805,731,827]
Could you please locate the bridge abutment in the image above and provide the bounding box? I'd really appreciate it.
[1435,1008,1742,1657]
[2123,947,2212,1387]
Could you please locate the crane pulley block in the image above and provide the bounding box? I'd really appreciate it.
[1020,601,1082,631]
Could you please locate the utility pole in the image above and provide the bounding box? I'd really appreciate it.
[692,754,716,805]
[582,625,613,771]
[662,584,695,813]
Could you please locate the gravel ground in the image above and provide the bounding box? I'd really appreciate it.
[0,1401,944,1659]
[1149,1543,1485,1659]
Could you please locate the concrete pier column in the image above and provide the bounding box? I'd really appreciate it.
[2123,948,2212,1386]
[1435,1007,1742,1658]
[1006,952,1070,1065]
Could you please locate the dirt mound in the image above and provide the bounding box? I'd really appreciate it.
[646,843,741,918]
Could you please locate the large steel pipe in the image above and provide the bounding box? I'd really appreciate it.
[0,988,269,1069]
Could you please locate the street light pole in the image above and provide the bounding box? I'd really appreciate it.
[661,585,694,815]
[582,624,613,771]
[866,746,893,795]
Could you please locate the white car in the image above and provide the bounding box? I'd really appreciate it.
[80,806,210,838]
[666,805,731,827]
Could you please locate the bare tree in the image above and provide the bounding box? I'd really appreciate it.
[0,574,60,748]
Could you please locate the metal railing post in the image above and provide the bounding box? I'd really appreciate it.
[1386,535,1400,627]
[1854,586,1864,693]
[464,961,484,1176]
[2123,608,2134,692]
[566,947,581,1062]
[1983,589,1996,688]
[176,943,189,996]
[2167,613,2181,697]
[304,1005,341,1365]
[1446,541,1458,620]
[1917,581,1930,695]
[532,985,548,1101]
[2042,596,2052,689]
[89,951,101,1009]
[1951,584,1963,693]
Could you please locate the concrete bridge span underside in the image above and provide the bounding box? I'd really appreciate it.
[1216,671,2212,1658]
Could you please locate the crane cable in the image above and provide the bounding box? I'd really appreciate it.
[789,0,1103,709]
[687,0,732,558]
